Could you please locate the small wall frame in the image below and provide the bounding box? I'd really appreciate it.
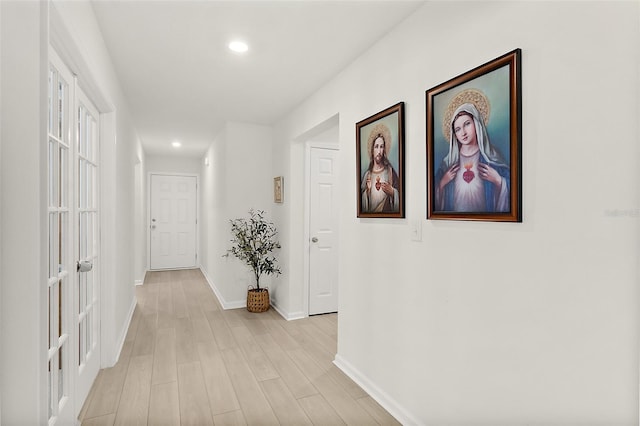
[273,176,283,203]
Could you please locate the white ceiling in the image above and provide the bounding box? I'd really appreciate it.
[90,0,425,157]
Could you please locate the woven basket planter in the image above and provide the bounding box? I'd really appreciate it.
[246,288,270,313]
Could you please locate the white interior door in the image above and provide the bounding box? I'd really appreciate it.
[309,147,340,315]
[75,87,101,410]
[150,174,197,270]
[48,49,101,424]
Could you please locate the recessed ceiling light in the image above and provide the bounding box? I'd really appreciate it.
[172,141,181,148]
[229,40,249,53]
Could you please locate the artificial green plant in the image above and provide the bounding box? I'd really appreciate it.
[224,209,281,290]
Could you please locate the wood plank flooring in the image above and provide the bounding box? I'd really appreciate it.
[78,269,400,425]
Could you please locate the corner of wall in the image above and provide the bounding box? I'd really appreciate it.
[270,301,305,321]
[134,273,145,286]
[104,294,137,368]
[200,264,245,310]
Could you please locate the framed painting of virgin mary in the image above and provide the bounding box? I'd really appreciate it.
[426,49,522,222]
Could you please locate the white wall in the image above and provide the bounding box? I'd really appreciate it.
[0,2,4,422]
[273,1,640,424]
[200,121,275,308]
[200,130,226,302]
[146,154,201,175]
[0,2,48,422]
[134,157,146,284]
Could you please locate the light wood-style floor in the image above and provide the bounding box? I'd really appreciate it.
[78,269,400,425]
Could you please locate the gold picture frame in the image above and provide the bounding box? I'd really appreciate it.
[273,176,283,203]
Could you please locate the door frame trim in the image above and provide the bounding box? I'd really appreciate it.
[146,172,200,271]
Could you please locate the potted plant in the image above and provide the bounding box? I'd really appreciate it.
[224,209,282,312]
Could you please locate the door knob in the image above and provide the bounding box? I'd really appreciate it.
[311,237,318,243]
[77,260,93,273]
[151,225,156,229]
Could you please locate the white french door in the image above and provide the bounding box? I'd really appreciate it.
[149,174,197,270]
[308,146,340,315]
[75,87,101,411]
[48,49,101,425]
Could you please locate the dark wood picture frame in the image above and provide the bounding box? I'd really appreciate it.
[356,102,405,218]
[426,49,522,222]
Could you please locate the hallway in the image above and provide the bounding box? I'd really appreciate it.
[79,269,399,425]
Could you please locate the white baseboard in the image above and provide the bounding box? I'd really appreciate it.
[271,301,305,321]
[333,354,420,426]
[135,270,147,286]
[110,295,137,367]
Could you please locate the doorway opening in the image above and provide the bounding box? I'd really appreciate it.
[303,118,340,316]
